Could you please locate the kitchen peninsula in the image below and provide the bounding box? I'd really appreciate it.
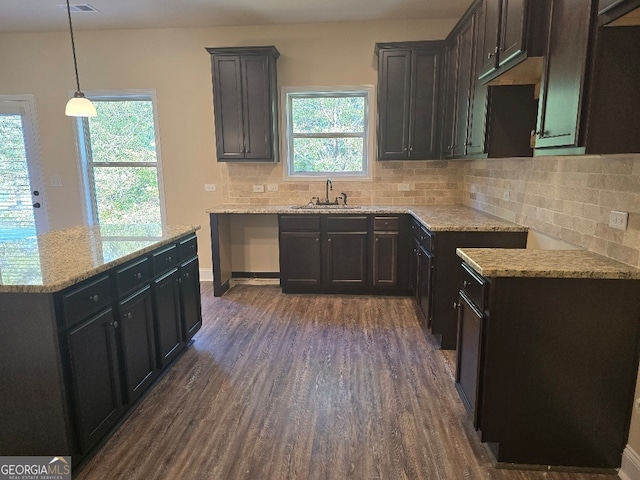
[0,224,202,466]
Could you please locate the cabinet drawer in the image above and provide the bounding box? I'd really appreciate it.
[374,216,399,231]
[410,217,422,238]
[460,262,487,312]
[179,235,198,261]
[279,215,320,232]
[152,244,178,276]
[419,227,433,252]
[116,257,150,297]
[326,216,368,232]
[62,275,113,328]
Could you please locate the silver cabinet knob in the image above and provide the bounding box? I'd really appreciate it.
[123,312,132,319]
[90,294,99,303]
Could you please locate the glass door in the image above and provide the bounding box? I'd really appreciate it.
[0,95,49,240]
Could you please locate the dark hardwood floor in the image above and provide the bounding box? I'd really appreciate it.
[76,283,618,480]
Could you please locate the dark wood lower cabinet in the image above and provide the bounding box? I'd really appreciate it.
[66,308,123,454]
[180,256,203,341]
[153,268,183,369]
[279,214,408,294]
[326,232,367,287]
[118,285,158,404]
[455,262,640,469]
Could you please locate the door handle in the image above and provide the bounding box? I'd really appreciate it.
[32,202,41,208]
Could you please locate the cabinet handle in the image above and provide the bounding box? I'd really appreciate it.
[463,280,470,288]
[123,312,132,319]
[328,238,332,243]
[487,46,499,59]
[90,294,99,303]
[375,238,379,242]
[166,256,172,262]
[453,302,461,309]
[403,147,408,152]
[112,320,119,328]
[184,272,190,279]
[135,272,142,280]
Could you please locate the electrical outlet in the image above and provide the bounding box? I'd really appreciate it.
[204,184,216,192]
[267,184,278,192]
[635,397,640,415]
[503,191,510,201]
[252,184,265,193]
[609,210,628,230]
[398,183,410,192]
[50,175,62,187]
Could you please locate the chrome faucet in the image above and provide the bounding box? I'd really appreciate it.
[325,178,333,203]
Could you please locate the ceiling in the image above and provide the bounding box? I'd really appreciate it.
[0,0,472,33]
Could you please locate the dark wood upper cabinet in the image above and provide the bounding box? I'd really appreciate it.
[478,0,547,83]
[453,20,475,158]
[441,41,459,158]
[467,5,489,156]
[535,0,595,151]
[376,42,443,160]
[206,46,279,162]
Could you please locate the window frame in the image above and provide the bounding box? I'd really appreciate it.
[73,90,167,226]
[281,85,375,181]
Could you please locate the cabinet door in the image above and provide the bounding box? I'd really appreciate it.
[119,286,157,404]
[279,232,322,286]
[417,245,433,328]
[499,0,527,67]
[242,55,273,160]
[453,20,475,157]
[67,308,123,454]
[479,0,502,79]
[467,5,489,156]
[326,232,367,287]
[441,42,459,157]
[377,49,411,159]
[409,235,420,297]
[409,48,441,159]
[535,0,593,149]
[153,268,183,369]
[212,55,245,160]
[455,292,483,429]
[180,256,202,342]
[372,231,399,288]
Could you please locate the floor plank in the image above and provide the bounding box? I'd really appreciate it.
[76,283,618,479]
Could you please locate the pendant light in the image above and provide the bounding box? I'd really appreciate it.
[64,0,96,117]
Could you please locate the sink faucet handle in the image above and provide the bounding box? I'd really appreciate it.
[340,192,348,205]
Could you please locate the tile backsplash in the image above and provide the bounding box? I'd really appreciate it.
[462,154,640,269]
[218,153,640,269]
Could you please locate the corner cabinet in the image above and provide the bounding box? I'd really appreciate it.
[206,46,279,162]
[375,42,443,160]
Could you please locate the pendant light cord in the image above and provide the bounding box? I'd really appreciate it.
[66,0,81,93]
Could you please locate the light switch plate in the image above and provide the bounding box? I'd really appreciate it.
[609,211,628,230]
[253,184,265,193]
[204,184,216,192]
[267,184,278,192]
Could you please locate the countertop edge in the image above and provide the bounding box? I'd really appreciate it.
[206,205,529,233]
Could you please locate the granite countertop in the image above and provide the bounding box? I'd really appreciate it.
[207,204,528,233]
[457,248,640,280]
[0,224,200,293]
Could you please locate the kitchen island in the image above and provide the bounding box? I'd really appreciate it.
[455,247,640,470]
[0,224,201,466]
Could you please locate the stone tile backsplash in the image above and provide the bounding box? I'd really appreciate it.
[462,154,640,269]
[218,153,640,268]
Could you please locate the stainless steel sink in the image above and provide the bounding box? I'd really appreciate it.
[289,204,361,210]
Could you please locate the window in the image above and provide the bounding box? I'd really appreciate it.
[282,86,374,179]
[76,92,165,225]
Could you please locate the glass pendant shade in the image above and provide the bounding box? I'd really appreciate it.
[65,92,97,117]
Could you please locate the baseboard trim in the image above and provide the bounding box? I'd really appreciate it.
[232,271,280,279]
[620,445,640,480]
[199,268,213,282]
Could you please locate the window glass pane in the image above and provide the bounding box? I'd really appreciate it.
[93,166,161,224]
[291,96,365,134]
[0,114,37,239]
[292,137,364,174]
[89,100,157,163]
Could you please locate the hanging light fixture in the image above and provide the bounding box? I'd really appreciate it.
[64,0,96,117]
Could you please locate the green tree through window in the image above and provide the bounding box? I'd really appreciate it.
[78,95,164,225]
[284,88,372,178]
